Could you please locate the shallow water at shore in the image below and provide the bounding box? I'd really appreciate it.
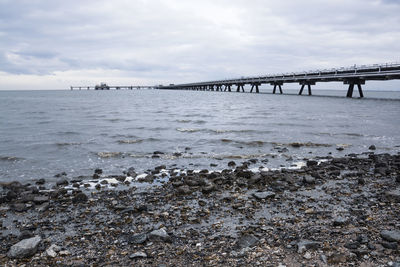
[0,89,399,182]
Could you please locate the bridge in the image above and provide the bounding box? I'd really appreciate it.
[70,85,155,90]
[157,62,400,98]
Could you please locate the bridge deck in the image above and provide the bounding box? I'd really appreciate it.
[70,85,155,90]
[157,63,400,97]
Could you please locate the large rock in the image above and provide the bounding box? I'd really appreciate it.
[381,230,400,242]
[7,236,42,259]
[148,228,171,242]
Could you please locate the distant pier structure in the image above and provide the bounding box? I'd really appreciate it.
[157,63,400,98]
[70,83,155,90]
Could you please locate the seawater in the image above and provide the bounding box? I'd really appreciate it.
[0,89,399,182]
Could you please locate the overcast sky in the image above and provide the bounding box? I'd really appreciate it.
[0,0,399,90]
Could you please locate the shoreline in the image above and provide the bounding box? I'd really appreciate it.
[1,152,399,266]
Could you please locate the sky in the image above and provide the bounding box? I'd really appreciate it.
[0,0,399,90]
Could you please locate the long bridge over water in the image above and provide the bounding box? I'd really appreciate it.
[157,63,400,98]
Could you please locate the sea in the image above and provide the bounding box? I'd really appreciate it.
[1,89,399,183]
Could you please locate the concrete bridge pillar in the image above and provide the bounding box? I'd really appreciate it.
[344,79,365,98]
[299,81,315,95]
[250,83,261,93]
[271,82,283,94]
[209,85,214,91]
[236,84,245,92]
[225,84,232,92]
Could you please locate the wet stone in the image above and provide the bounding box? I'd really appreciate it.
[369,145,376,150]
[56,179,69,186]
[35,179,45,185]
[228,161,236,167]
[306,160,318,167]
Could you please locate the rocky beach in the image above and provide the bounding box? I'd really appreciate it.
[1,151,399,266]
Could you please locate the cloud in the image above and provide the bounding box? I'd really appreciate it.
[0,0,399,89]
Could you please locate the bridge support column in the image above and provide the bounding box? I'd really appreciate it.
[215,85,220,91]
[344,79,365,98]
[250,83,261,93]
[225,85,231,92]
[236,84,245,92]
[209,85,214,91]
[271,82,283,94]
[299,82,315,95]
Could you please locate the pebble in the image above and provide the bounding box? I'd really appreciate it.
[252,191,275,200]
[129,251,147,259]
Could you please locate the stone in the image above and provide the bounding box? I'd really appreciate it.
[368,145,376,150]
[381,230,400,242]
[94,168,103,174]
[129,233,147,244]
[303,175,316,184]
[33,196,49,204]
[11,203,28,212]
[381,241,398,250]
[129,251,147,259]
[385,189,400,202]
[56,179,68,186]
[202,183,216,194]
[72,192,88,203]
[148,228,171,242]
[306,160,318,167]
[303,251,312,259]
[333,217,349,227]
[297,240,320,253]
[236,235,258,249]
[252,191,275,200]
[45,244,60,258]
[7,236,41,259]
[228,161,236,167]
[176,185,192,195]
[36,179,45,185]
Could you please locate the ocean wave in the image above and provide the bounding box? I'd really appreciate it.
[117,139,143,144]
[97,152,123,158]
[0,156,24,161]
[176,128,201,133]
[176,119,207,124]
[288,142,332,148]
[56,142,82,146]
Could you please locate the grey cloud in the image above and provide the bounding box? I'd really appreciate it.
[0,0,399,87]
